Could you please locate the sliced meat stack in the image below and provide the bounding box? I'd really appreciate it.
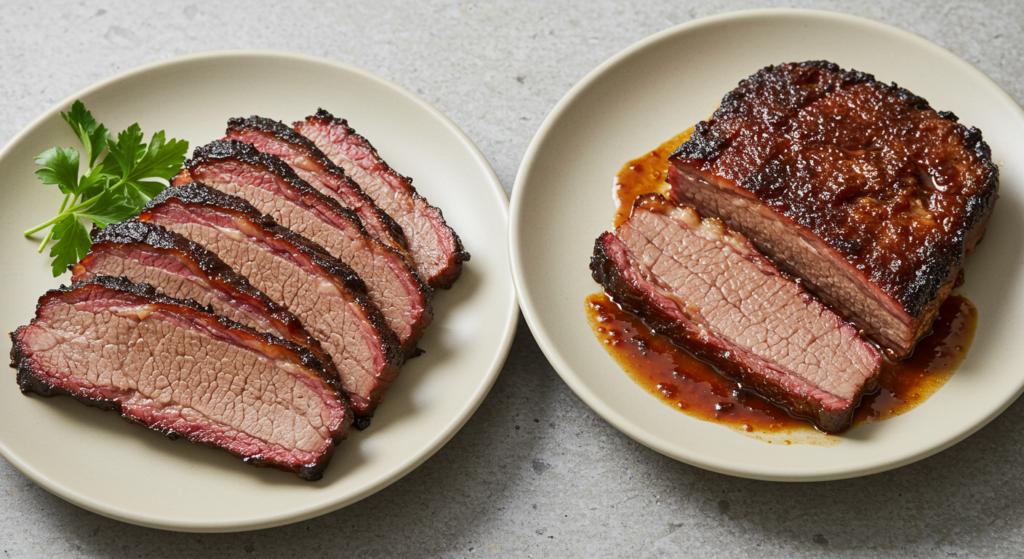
[13,107,472,478]
[180,140,432,356]
[592,195,882,433]
[294,109,469,289]
[71,220,336,372]
[667,61,999,358]
[138,183,403,418]
[11,276,350,480]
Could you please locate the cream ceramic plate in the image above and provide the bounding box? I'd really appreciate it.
[0,51,517,531]
[511,9,1024,481]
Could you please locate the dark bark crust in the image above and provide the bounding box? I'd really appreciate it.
[670,60,999,320]
[225,116,410,253]
[191,134,434,339]
[298,109,470,289]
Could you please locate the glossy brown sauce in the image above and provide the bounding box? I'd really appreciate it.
[594,131,978,442]
[587,292,977,441]
[613,127,694,227]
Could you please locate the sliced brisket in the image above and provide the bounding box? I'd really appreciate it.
[667,61,999,358]
[71,220,336,373]
[182,139,432,356]
[138,183,403,417]
[592,195,882,433]
[223,117,408,257]
[294,109,469,289]
[10,276,350,480]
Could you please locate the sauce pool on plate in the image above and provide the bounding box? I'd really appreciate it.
[586,292,976,443]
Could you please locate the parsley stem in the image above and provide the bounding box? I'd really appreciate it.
[22,188,107,236]
[24,213,65,237]
[32,193,73,252]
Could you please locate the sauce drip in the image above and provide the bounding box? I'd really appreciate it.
[612,127,694,227]
[586,292,976,440]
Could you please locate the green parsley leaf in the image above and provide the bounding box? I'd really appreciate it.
[102,126,188,206]
[102,123,145,182]
[133,131,190,182]
[47,215,91,276]
[60,100,108,167]
[77,164,108,201]
[77,184,142,228]
[25,100,189,277]
[34,146,80,196]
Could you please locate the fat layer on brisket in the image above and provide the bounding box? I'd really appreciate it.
[294,109,469,289]
[668,60,998,358]
[10,276,350,480]
[138,183,403,417]
[592,194,882,433]
[183,139,432,356]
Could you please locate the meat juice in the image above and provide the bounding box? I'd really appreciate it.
[591,131,978,442]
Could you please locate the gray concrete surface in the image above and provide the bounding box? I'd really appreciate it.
[2,0,1023,557]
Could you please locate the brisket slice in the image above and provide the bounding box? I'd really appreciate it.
[183,139,432,356]
[668,61,999,358]
[294,109,470,289]
[223,117,409,258]
[139,183,403,418]
[591,194,882,433]
[71,220,336,374]
[10,276,350,480]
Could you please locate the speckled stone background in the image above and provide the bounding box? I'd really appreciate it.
[2,1,1023,557]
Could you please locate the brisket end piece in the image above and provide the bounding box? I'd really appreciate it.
[591,194,882,433]
[72,220,337,375]
[185,138,432,356]
[138,183,404,417]
[294,109,470,289]
[668,61,999,358]
[10,276,350,480]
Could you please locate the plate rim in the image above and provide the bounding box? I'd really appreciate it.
[510,8,1024,482]
[0,49,519,531]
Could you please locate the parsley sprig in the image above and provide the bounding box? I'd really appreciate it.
[24,101,188,276]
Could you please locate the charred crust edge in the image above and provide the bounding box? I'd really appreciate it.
[299,108,471,284]
[667,60,1000,319]
[199,128,433,305]
[231,114,412,253]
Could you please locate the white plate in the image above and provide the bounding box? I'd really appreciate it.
[510,9,1024,481]
[0,51,517,531]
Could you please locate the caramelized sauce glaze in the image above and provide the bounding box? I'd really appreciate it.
[594,129,978,441]
[587,292,976,440]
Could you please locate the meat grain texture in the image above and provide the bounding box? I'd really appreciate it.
[72,220,337,374]
[10,277,350,480]
[139,183,403,418]
[592,195,881,432]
